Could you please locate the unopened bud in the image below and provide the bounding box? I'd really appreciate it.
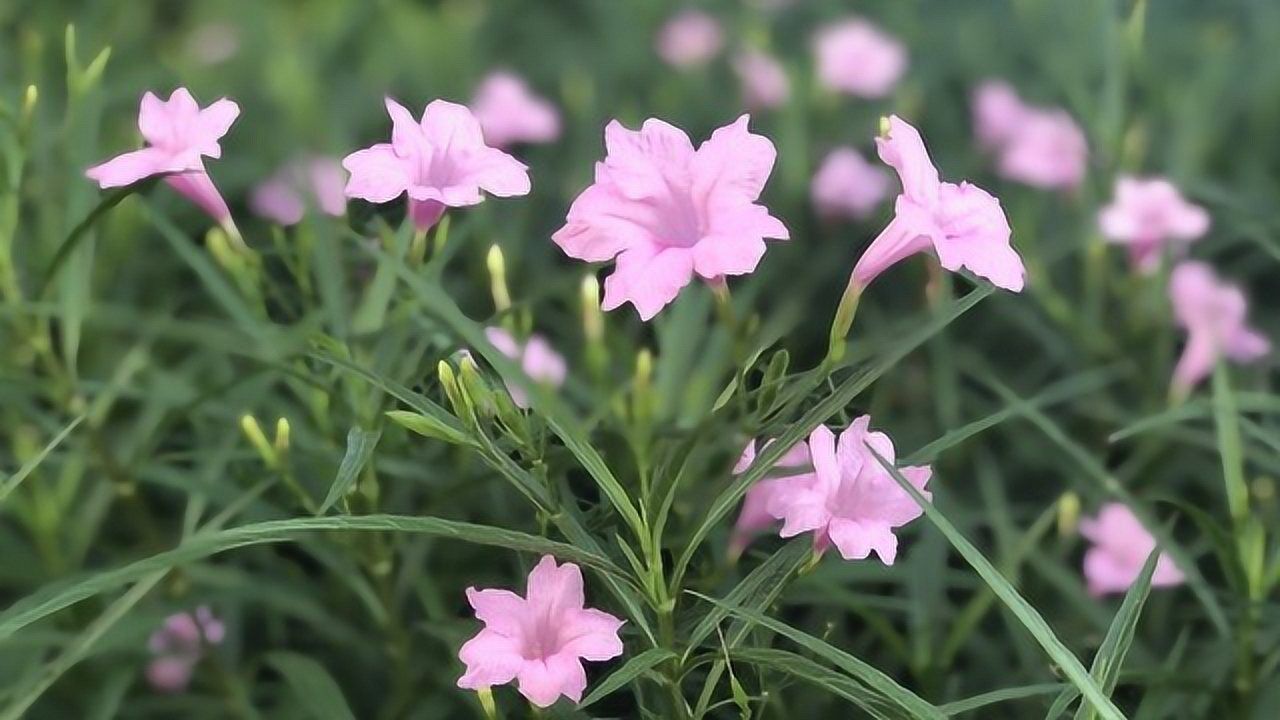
[581,274,602,342]
[487,244,510,312]
[274,417,291,456]
[240,414,277,469]
[1057,492,1081,538]
[879,115,892,137]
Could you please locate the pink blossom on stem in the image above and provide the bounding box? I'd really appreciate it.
[1168,261,1270,395]
[1099,177,1209,272]
[457,555,624,708]
[996,108,1088,190]
[655,10,724,68]
[729,438,812,558]
[810,147,890,220]
[813,19,907,98]
[250,156,347,226]
[485,327,567,408]
[1079,503,1185,597]
[471,72,561,148]
[146,606,225,693]
[552,115,788,320]
[971,80,1029,150]
[342,98,531,231]
[733,50,790,110]
[852,116,1025,291]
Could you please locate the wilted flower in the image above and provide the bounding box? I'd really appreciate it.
[1169,261,1270,394]
[552,115,788,320]
[485,327,567,408]
[471,71,561,148]
[655,9,724,68]
[146,606,225,693]
[250,156,347,226]
[733,50,790,110]
[1099,177,1209,272]
[457,555,624,708]
[1079,503,1184,596]
[730,438,812,558]
[810,147,890,220]
[342,99,531,231]
[768,418,932,564]
[813,19,907,98]
[971,81,1088,190]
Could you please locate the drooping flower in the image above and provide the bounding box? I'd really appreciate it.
[768,418,932,564]
[86,88,240,228]
[729,438,812,558]
[1079,503,1185,597]
[1168,261,1270,394]
[851,115,1025,292]
[457,555,624,708]
[733,50,790,110]
[655,10,724,68]
[810,147,890,220]
[342,99,531,231]
[552,115,788,320]
[1099,177,1209,272]
[996,109,1088,190]
[250,156,347,226]
[971,80,1028,150]
[813,19,907,98]
[485,327,567,408]
[471,72,561,148]
[146,606,225,693]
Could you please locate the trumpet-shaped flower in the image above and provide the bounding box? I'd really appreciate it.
[852,116,1025,291]
[813,19,907,98]
[1169,262,1270,394]
[343,99,530,231]
[768,418,931,564]
[485,327,567,408]
[655,10,724,68]
[552,115,788,320]
[1079,503,1185,596]
[730,438,812,558]
[250,156,347,226]
[733,50,790,110]
[1099,177,1209,272]
[810,147,890,220]
[86,88,240,225]
[146,606,225,693]
[457,556,624,708]
[471,72,561,148]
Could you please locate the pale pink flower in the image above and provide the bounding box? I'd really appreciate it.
[655,10,724,68]
[86,88,239,225]
[250,156,347,226]
[1080,503,1185,597]
[1099,177,1209,272]
[471,72,561,148]
[730,438,812,558]
[485,327,567,409]
[768,418,932,564]
[146,606,225,693]
[852,116,1025,291]
[733,50,790,110]
[552,115,788,320]
[810,147,890,220]
[971,80,1029,150]
[996,108,1088,190]
[1168,262,1270,394]
[813,19,907,98]
[457,555,624,708]
[342,99,531,231]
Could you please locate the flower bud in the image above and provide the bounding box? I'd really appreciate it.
[487,244,511,313]
[240,414,277,469]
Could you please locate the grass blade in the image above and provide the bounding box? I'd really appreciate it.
[940,683,1067,715]
[0,414,84,507]
[1072,550,1159,720]
[318,427,381,515]
[578,647,676,710]
[264,651,358,720]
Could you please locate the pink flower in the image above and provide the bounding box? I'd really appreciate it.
[733,50,790,110]
[995,108,1088,190]
[852,116,1025,291]
[552,116,788,321]
[655,10,724,68]
[342,99,531,231]
[768,418,932,564]
[730,438,812,558]
[810,147,890,220]
[146,606,225,693]
[971,80,1028,150]
[250,156,347,226]
[471,72,561,148]
[1099,177,1209,272]
[457,555,624,708]
[1080,503,1185,597]
[813,19,907,98]
[86,88,240,226]
[485,327,567,408]
[1168,261,1270,394]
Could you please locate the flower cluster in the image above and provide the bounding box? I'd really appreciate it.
[145,607,225,693]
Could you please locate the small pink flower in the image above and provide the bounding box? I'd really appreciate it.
[1099,177,1209,272]
[730,438,812,558]
[457,555,624,708]
[995,108,1088,190]
[852,116,1025,291]
[971,80,1028,150]
[250,156,347,226]
[733,50,790,110]
[552,115,788,321]
[813,19,907,99]
[768,418,931,564]
[655,10,724,68]
[86,88,240,225]
[146,606,225,693]
[1079,503,1185,597]
[810,147,890,220]
[1168,261,1270,394]
[471,72,561,148]
[485,327,567,408]
[343,98,531,231]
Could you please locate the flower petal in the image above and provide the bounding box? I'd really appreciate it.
[601,244,694,321]
[466,587,527,637]
[517,654,587,707]
[876,116,940,207]
[457,628,524,690]
[342,144,411,203]
[85,148,172,188]
[525,556,584,617]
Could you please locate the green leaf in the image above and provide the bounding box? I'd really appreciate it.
[1072,549,1159,720]
[1211,363,1249,528]
[36,179,158,297]
[318,428,381,515]
[939,683,1067,716]
[385,409,473,447]
[578,648,676,710]
[265,651,357,720]
[726,648,902,720]
[0,414,84,507]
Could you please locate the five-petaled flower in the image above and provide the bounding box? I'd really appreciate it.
[1079,503,1185,597]
[730,438,812,559]
[146,606,226,693]
[655,10,724,68]
[343,98,531,231]
[1099,177,1209,272]
[552,115,788,320]
[810,147,890,220]
[471,72,561,148]
[813,19,907,98]
[1168,261,1270,395]
[484,327,568,409]
[457,555,624,708]
[733,50,791,110]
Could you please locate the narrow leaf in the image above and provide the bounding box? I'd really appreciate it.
[318,428,381,515]
[265,651,357,720]
[578,648,676,709]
